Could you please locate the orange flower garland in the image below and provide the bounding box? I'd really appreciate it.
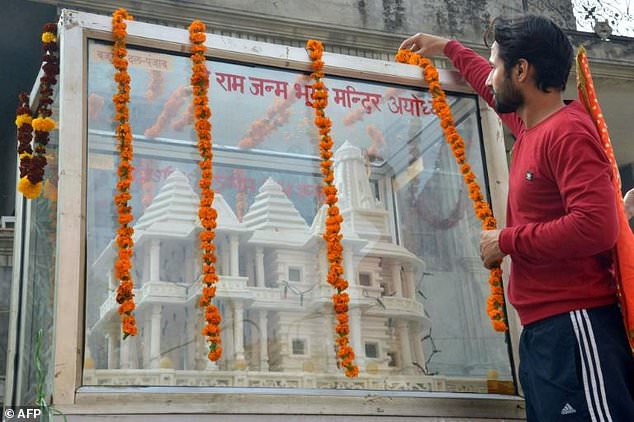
[306,39,359,377]
[16,93,35,196]
[238,98,292,149]
[172,102,194,131]
[16,23,60,199]
[112,8,137,338]
[237,74,308,149]
[146,69,164,101]
[365,124,385,161]
[144,85,189,137]
[190,20,222,361]
[395,49,508,332]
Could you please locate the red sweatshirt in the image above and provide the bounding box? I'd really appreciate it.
[444,40,619,325]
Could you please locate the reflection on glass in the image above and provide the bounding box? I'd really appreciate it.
[84,40,512,392]
[16,124,59,404]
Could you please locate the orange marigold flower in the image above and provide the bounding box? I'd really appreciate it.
[492,320,507,332]
[190,19,221,361]
[394,49,411,63]
[202,324,220,336]
[306,39,323,52]
[122,313,137,334]
[336,313,349,324]
[112,8,138,337]
[396,47,508,333]
[208,347,222,361]
[335,323,350,335]
[189,20,205,33]
[203,285,217,297]
[307,38,358,377]
[190,32,206,44]
[345,366,360,378]
[118,300,135,315]
[206,309,222,324]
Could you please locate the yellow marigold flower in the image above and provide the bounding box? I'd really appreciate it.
[19,152,32,160]
[18,177,42,199]
[32,117,56,132]
[42,32,56,43]
[15,114,32,128]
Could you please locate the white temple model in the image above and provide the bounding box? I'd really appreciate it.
[85,142,488,392]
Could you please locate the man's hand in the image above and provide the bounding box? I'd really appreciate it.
[399,33,450,58]
[479,229,506,270]
[624,188,634,220]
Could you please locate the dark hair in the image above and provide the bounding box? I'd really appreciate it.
[484,15,573,92]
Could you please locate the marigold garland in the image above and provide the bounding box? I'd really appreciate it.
[172,102,194,131]
[395,49,508,332]
[138,159,156,209]
[237,74,308,149]
[146,69,165,101]
[238,98,292,149]
[144,85,189,137]
[365,124,385,162]
[306,39,359,377]
[190,20,222,361]
[16,23,60,199]
[112,9,138,338]
[15,93,38,198]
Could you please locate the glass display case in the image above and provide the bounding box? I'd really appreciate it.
[6,9,522,420]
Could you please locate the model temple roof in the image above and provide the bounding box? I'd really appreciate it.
[243,177,309,232]
[134,169,199,238]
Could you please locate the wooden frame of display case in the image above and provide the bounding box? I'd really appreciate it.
[9,9,523,419]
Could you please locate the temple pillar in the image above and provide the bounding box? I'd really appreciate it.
[258,310,269,371]
[119,334,131,369]
[324,306,337,372]
[230,234,240,276]
[404,266,416,299]
[391,261,402,297]
[149,239,160,281]
[343,249,355,284]
[221,236,230,276]
[411,323,426,373]
[255,247,265,287]
[234,302,245,363]
[149,304,162,368]
[397,320,412,373]
[349,307,364,369]
[246,250,255,286]
[106,328,119,369]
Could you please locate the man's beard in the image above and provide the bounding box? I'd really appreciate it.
[493,78,523,114]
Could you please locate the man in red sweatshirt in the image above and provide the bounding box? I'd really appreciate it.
[401,15,634,421]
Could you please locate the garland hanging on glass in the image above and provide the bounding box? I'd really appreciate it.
[306,39,359,377]
[395,48,508,332]
[112,8,138,338]
[16,94,34,195]
[190,20,222,361]
[16,23,59,199]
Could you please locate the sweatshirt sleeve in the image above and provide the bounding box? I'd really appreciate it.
[498,132,618,259]
[443,40,524,137]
